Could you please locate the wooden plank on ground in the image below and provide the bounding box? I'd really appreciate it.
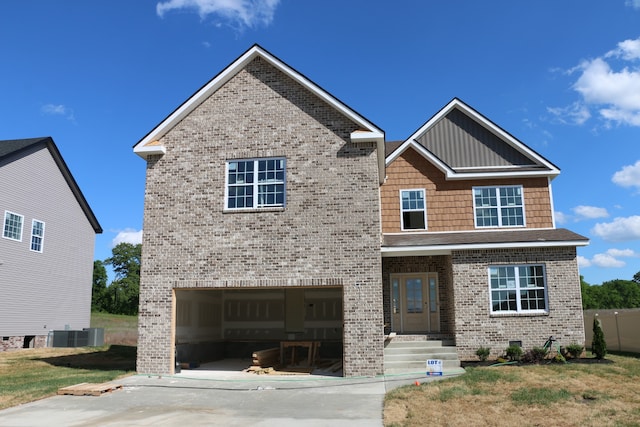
[57,382,123,396]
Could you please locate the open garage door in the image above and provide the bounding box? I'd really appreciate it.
[174,287,344,374]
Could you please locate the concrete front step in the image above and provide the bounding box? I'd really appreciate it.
[384,338,461,374]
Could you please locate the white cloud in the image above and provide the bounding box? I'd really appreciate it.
[606,248,637,258]
[591,253,626,268]
[555,211,569,225]
[578,255,592,268]
[572,205,609,220]
[591,215,640,242]
[41,103,75,121]
[552,37,640,127]
[626,0,640,10]
[612,160,640,190]
[157,0,280,30]
[111,229,143,247]
[546,101,591,125]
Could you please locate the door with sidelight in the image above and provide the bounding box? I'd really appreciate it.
[390,273,440,333]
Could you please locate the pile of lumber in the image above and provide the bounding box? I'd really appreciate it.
[58,382,122,396]
[251,347,280,368]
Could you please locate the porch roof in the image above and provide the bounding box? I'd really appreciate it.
[381,228,589,256]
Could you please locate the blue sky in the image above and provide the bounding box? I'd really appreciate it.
[1,1,639,285]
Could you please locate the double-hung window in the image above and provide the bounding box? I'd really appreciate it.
[400,189,426,230]
[226,158,286,209]
[30,220,45,252]
[473,185,524,227]
[489,265,547,314]
[3,211,23,241]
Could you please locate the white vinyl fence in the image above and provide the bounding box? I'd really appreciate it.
[584,309,640,354]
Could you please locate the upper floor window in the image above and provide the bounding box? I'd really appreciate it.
[489,265,547,314]
[473,185,524,228]
[400,189,426,230]
[30,220,45,252]
[226,158,286,210]
[3,211,23,241]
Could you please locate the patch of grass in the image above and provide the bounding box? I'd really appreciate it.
[511,387,572,406]
[91,312,138,346]
[384,354,640,426]
[0,345,136,410]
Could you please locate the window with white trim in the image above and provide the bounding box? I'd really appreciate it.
[489,265,547,313]
[3,211,23,241]
[473,185,524,227]
[30,220,45,252]
[400,189,426,230]
[226,158,286,209]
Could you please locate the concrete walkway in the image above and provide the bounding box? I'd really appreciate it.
[0,362,465,426]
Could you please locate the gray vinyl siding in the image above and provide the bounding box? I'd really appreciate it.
[416,108,539,169]
[0,145,95,337]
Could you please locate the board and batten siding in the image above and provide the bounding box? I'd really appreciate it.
[0,144,95,337]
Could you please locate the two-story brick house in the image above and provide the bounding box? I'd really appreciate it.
[134,45,587,377]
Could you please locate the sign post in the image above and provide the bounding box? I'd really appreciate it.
[426,359,443,376]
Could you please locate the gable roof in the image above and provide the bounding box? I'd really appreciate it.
[133,44,386,183]
[386,98,560,180]
[0,137,102,233]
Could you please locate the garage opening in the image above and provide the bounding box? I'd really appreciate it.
[174,287,344,375]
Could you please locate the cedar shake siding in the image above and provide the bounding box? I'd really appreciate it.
[381,147,553,233]
[137,56,383,376]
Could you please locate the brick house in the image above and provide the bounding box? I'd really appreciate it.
[0,137,102,351]
[133,45,587,376]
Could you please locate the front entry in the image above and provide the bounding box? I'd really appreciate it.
[390,273,440,333]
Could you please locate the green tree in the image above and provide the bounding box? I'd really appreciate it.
[91,260,109,312]
[104,243,141,315]
[591,317,607,359]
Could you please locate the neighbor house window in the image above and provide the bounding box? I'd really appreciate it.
[3,211,23,241]
[400,189,426,230]
[473,185,524,227]
[226,158,286,209]
[489,265,547,313]
[30,220,45,252]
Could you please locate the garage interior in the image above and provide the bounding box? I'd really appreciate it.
[174,287,344,374]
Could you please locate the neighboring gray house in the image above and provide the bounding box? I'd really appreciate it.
[0,137,102,351]
[133,45,588,377]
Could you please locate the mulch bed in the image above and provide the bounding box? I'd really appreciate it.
[461,358,614,368]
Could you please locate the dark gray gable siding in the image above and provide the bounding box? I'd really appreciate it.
[415,108,542,170]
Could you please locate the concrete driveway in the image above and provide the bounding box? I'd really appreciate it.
[0,362,463,426]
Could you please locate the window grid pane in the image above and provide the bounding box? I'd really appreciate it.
[475,186,524,228]
[227,158,285,209]
[3,212,23,241]
[400,189,426,230]
[490,265,546,313]
[31,220,44,252]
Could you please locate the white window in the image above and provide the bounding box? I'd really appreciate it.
[30,220,45,253]
[489,265,547,313]
[400,189,426,230]
[226,158,286,209]
[3,211,23,241]
[473,185,524,228]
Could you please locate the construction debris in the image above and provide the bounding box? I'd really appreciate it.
[57,382,123,396]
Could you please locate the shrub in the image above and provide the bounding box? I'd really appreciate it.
[565,343,584,359]
[592,317,607,360]
[505,345,523,362]
[523,346,548,364]
[476,346,490,362]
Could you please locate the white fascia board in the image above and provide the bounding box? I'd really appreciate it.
[134,45,383,159]
[381,239,590,257]
[134,145,167,157]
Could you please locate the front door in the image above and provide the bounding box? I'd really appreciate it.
[390,273,440,333]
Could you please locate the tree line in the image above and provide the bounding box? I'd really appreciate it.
[92,242,141,315]
[581,271,640,310]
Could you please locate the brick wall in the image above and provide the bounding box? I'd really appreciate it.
[138,57,383,376]
[381,148,554,233]
[0,335,47,351]
[451,247,585,360]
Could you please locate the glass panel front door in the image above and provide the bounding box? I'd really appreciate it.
[390,273,440,333]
